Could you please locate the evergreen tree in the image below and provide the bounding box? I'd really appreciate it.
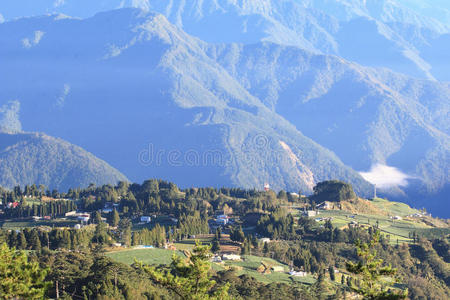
[346,230,407,299]
[0,243,50,299]
[29,230,41,252]
[139,243,230,300]
[313,270,327,300]
[17,231,27,250]
[211,238,220,253]
[94,211,102,224]
[110,208,120,227]
[329,265,336,281]
[118,219,132,247]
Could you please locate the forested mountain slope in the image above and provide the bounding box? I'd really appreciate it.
[0,9,371,196]
[0,132,127,191]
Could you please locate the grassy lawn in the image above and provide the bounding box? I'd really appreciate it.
[106,248,185,266]
[106,248,316,285]
[0,219,78,229]
[370,198,419,216]
[220,255,316,285]
[314,209,434,244]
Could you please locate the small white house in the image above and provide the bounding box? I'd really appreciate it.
[78,215,90,223]
[393,216,403,220]
[222,254,241,261]
[216,218,228,225]
[141,216,151,223]
[211,256,222,263]
[74,224,82,230]
[289,270,307,277]
[303,210,318,217]
[259,238,271,244]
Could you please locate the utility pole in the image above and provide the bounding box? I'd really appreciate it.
[373,184,377,199]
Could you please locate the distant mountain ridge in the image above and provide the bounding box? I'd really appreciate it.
[0,132,128,191]
[0,6,448,215]
[207,42,449,211]
[2,0,450,80]
[0,8,372,197]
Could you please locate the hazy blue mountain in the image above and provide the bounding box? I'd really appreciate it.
[0,132,128,191]
[1,0,449,79]
[208,42,450,212]
[0,8,372,196]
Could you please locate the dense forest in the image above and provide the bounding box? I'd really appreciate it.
[0,179,449,299]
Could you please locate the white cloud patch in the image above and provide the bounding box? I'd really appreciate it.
[132,0,150,11]
[56,84,71,108]
[0,13,5,23]
[54,0,66,8]
[22,31,45,49]
[0,100,22,133]
[360,163,412,189]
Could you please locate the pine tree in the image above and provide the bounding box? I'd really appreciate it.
[18,231,27,250]
[29,230,41,252]
[110,208,120,227]
[346,230,407,299]
[211,238,220,253]
[0,243,50,299]
[94,211,102,224]
[329,265,336,281]
[119,219,132,247]
[313,270,327,300]
[139,242,230,300]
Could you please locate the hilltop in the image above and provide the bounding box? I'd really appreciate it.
[0,132,127,191]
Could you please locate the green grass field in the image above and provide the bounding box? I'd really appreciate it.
[0,219,78,229]
[221,255,316,285]
[314,209,436,244]
[370,198,420,216]
[106,248,316,285]
[106,248,185,266]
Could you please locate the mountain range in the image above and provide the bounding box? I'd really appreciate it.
[2,0,450,81]
[0,1,448,216]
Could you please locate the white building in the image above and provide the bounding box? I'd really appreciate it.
[141,216,151,223]
[211,256,222,263]
[303,210,318,217]
[216,218,228,225]
[259,238,271,244]
[222,254,241,261]
[289,270,307,277]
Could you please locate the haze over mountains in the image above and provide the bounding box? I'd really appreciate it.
[0,1,448,216]
[2,0,450,80]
